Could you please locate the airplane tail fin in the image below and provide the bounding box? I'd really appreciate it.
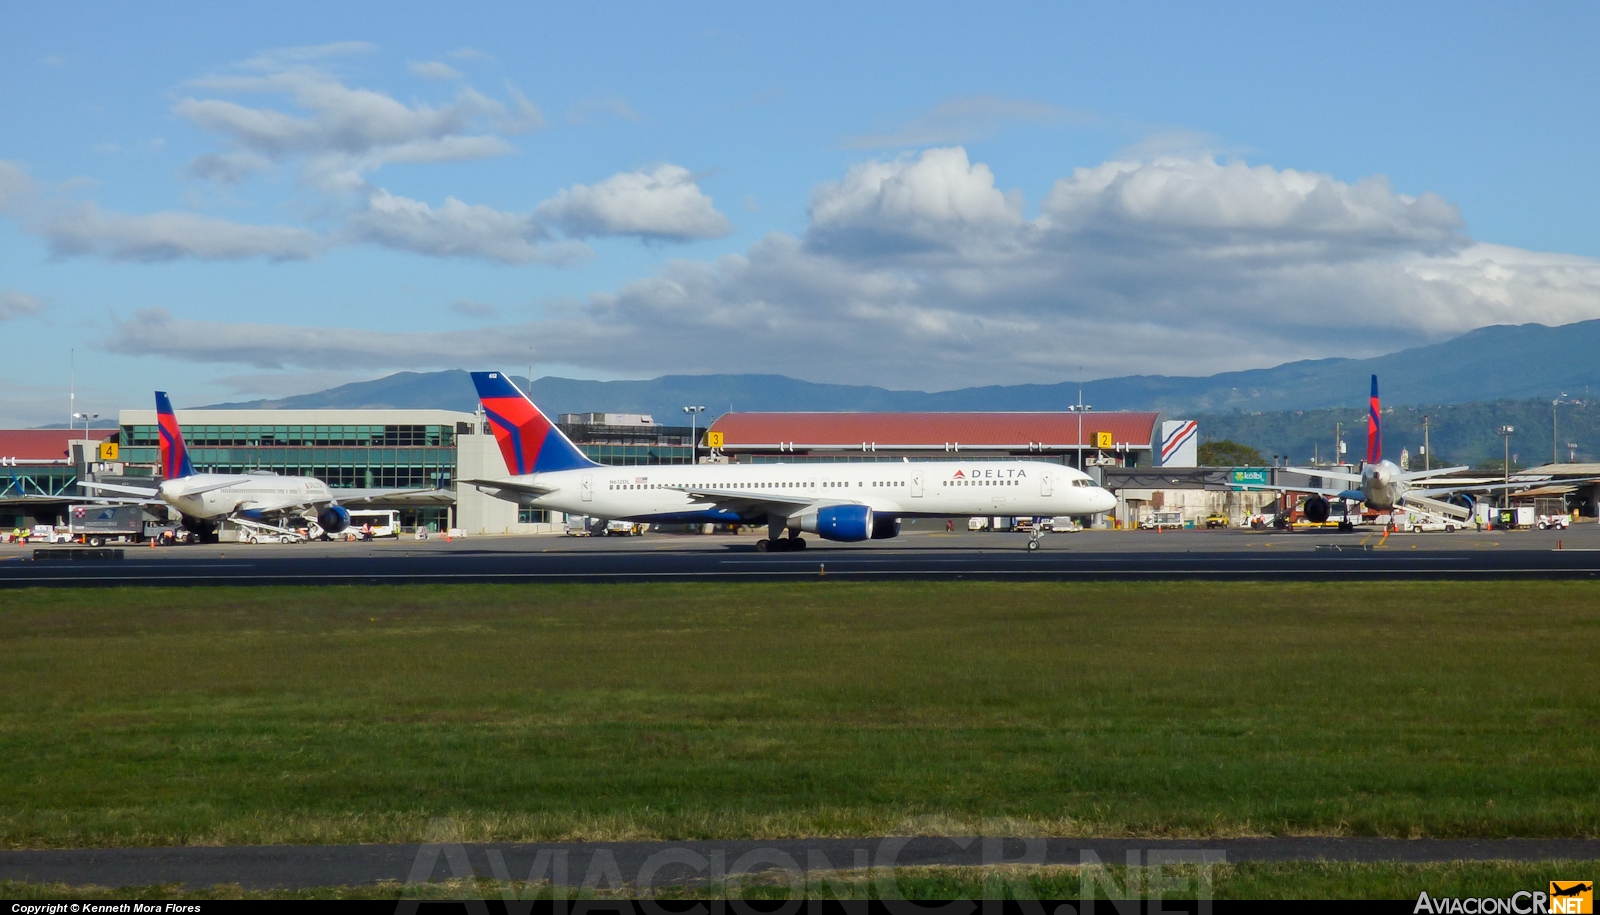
[470,372,600,475]
[1366,374,1382,465]
[155,391,197,480]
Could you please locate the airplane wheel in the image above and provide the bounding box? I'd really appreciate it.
[791,537,806,550]
[756,539,771,552]
[1027,539,1040,552]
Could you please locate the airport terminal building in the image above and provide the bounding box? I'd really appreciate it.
[4,403,1230,533]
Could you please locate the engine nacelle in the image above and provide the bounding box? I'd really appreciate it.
[870,516,901,539]
[1302,494,1331,524]
[797,504,873,542]
[318,504,351,534]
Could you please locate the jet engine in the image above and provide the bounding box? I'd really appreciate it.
[181,515,219,544]
[317,504,351,534]
[797,504,873,542]
[1302,494,1331,524]
[870,516,901,539]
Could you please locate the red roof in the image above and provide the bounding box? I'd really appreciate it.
[708,412,1160,450]
[0,429,116,462]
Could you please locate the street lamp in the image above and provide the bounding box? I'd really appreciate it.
[1497,425,1515,508]
[1553,394,1571,466]
[683,405,705,465]
[1066,397,1092,470]
[71,411,99,437]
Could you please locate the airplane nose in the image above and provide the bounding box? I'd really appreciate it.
[1094,489,1116,513]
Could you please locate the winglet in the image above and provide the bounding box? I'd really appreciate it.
[155,391,197,480]
[1366,375,1382,465]
[470,372,600,475]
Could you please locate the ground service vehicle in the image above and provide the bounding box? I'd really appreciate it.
[1204,513,1229,529]
[68,504,151,545]
[346,509,400,538]
[1140,510,1185,530]
[967,517,988,531]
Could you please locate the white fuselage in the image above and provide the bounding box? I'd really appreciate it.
[159,473,332,521]
[504,460,1117,523]
[1359,460,1405,510]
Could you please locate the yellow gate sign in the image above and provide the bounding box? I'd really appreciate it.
[705,431,724,449]
[98,441,120,461]
[1094,431,1113,449]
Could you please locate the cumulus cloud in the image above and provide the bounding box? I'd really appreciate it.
[350,189,589,265]
[95,150,1600,387]
[806,146,1024,255]
[0,290,43,322]
[536,165,731,240]
[843,95,1086,148]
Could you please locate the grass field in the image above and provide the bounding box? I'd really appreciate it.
[6,861,1600,900]
[2,581,1598,849]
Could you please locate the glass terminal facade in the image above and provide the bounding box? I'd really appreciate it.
[120,423,458,490]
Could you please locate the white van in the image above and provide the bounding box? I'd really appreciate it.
[346,509,400,538]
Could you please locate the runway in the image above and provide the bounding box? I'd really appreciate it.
[5,836,1600,890]
[3,526,1598,587]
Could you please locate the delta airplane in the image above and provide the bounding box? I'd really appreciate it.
[464,371,1117,551]
[81,392,426,541]
[1246,375,1530,524]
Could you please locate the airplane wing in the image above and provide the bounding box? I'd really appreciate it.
[1279,466,1363,483]
[1410,479,1586,499]
[665,484,823,515]
[1236,482,1360,500]
[1400,465,1470,481]
[330,486,455,505]
[78,480,160,497]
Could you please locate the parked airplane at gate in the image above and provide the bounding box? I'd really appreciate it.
[1245,375,1534,523]
[464,371,1117,551]
[81,392,428,541]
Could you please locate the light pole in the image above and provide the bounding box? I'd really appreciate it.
[1422,415,1430,472]
[1553,394,1570,466]
[1498,425,1515,509]
[1568,441,1579,463]
[683,405,705,465]
[1067,392,1092,470]
[71,411,98,438]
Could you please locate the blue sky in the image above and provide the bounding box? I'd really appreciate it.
[3,2,1599,425]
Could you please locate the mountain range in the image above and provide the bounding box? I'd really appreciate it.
[198,318,1600,419]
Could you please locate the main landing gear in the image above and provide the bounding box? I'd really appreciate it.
[756,536,807,552]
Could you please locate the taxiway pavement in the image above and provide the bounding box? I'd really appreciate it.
[2,524,1597,588]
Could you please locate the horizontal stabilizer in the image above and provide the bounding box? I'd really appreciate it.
[462,477,556,497]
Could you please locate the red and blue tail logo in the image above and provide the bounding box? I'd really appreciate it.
[155,391,196,480]
[1366,374,1382,464]
[471,372,599,475]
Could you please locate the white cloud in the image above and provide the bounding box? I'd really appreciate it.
[0,159,323,261]
[806,146,1024,255]
[843,95,1087,149]
[0,290,43,321]
[536,165,731,240]
[408,60,462,81]
[350,189,589,265]
[176,54,542,190]
[94,151,1600,387]
[185,151,274,184]
[1040,156,1462,252]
